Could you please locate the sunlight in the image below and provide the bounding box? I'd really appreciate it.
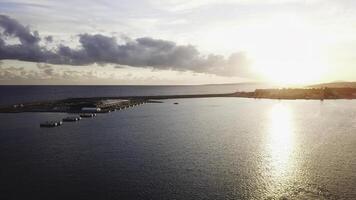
[248,14,329,84]
[266,103,295,180]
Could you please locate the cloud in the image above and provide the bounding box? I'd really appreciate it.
[0,14,252,77]
[0,63,103,82]
[44,35,53,42]
[149,0,318,12]
[0,65,31,80]
[0,14,40,45]
[36,63,54,76]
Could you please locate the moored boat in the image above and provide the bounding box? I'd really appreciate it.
[40,121,62,127]
[63,116,81,122]
[80,113,96,118]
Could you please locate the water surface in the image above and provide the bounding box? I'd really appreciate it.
[0,98,355,199]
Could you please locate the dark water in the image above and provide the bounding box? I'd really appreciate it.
[0,84,268,106]
[1,98,356,199]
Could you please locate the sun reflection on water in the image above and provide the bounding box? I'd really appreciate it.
[266,103,296,193]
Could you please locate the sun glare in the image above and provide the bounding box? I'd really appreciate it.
[267,104,294,175]
[248,14,329,85]
[266,103,296,194]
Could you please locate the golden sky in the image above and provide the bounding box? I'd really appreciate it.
[0,0,356,85]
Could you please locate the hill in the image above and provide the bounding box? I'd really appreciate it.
[308,82,356,88]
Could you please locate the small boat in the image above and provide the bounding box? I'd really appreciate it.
[40,121,62,127]
[63,116,81,122]
[174,102,179,105]
[80,113,96,118]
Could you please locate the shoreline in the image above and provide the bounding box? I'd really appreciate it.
[2,87,356,113]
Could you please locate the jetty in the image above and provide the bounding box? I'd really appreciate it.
[0,98,147,113]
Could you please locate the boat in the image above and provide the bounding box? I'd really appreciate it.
[80,113,96,118]
[81,107,101,112]
[174,102,179,105]
[40,121,62,127]
[63,116,81,122]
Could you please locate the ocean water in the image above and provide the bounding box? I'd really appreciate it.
[1,98,356,199]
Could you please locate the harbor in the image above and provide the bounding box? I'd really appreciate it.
[0,98,148,113]
[35,99,146,127]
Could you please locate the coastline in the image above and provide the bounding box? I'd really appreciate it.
[1,87,356,113]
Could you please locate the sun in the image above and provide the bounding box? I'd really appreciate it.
[247,14,329,85]
[252,56,327,85]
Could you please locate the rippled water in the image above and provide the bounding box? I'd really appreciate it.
[1,98,356,199]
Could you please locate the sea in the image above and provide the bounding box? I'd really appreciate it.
[0,85,356,199]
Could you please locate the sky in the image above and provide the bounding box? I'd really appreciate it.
[0,0,356,85]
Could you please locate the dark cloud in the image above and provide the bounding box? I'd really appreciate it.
[44,35,53,43]
[0,15,55,64]
[0,15,40,45]
[0,14,252,77]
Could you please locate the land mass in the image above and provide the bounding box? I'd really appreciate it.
[1,87,356,113]
[308,81,356,88]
